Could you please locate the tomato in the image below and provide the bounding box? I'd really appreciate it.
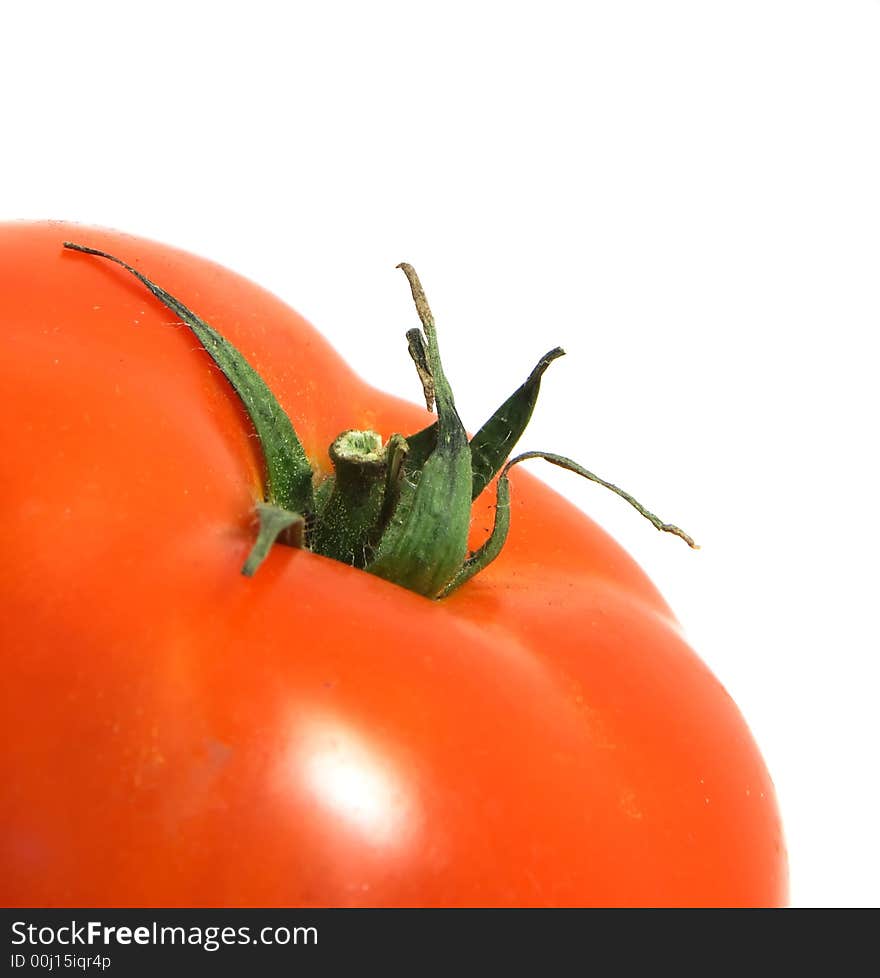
[0,221,786,907]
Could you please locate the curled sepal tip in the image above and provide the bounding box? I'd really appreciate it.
[242,504,305,577]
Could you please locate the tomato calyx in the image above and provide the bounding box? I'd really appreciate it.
[63,242,697,599]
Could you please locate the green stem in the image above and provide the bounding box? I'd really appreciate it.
[309,430,389,568]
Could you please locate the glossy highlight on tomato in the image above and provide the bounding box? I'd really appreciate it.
[0,222,787,907]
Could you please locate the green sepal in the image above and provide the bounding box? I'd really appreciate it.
[399,423,437,475]
[406,328,435,411]
[367,264,473,597]
[438,473,513,597]
[63,242,315,516]
[368,441,472,596]
[439,450,698,598]
[468,346,565,500]
[402,348,564,502]
[242,504,305,576]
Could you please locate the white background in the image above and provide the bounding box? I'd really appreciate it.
[3,1,878,908]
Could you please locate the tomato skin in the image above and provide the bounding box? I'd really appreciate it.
[0,222,786,907]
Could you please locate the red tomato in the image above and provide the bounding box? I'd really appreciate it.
[0,222,786,907]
